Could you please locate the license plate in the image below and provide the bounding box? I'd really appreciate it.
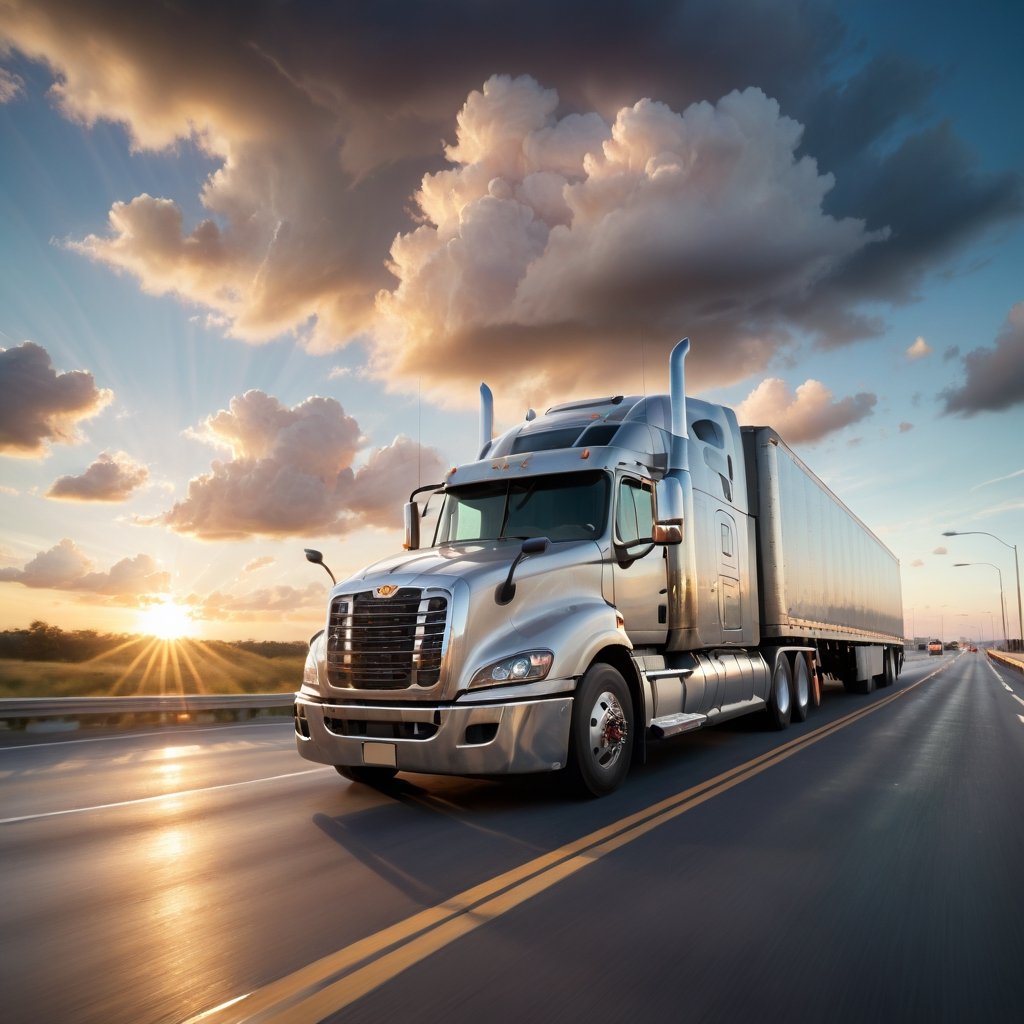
[362,742,397,767]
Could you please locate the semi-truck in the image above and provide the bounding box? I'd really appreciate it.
[295,338,904,796]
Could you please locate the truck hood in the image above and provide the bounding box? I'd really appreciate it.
[345,540,556,590]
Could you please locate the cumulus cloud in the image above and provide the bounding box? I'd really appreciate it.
[940,303,1024,416]
[376,76,889,404]
[1,1,1019,404]
[0,342,112,456]
[906,336,931,359]
[910,559,924,568]
[933,546,948,556]
[0,539,170,598]
[46,450,149,501]
[734,377,877,443]
[146,391,445,539]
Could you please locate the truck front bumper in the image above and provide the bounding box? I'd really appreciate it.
[294,691,573,776]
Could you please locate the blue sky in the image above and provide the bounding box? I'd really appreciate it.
[1,0,1022,645]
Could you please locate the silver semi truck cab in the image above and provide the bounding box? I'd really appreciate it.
[295,339,904,796]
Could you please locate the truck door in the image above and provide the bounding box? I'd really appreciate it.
[612,475,669,645]
[716,509,743,637]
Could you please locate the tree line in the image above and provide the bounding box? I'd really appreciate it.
[0,622,306,662]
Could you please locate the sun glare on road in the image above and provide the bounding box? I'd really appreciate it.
[136,600,193,641]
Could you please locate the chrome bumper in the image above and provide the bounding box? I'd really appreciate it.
[294,691,573,776]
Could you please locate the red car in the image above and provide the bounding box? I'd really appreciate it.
[927,640,943,655]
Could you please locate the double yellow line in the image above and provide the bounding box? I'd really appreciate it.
[189,663,947,1024]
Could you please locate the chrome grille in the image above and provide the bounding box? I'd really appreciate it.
[326,588,448,689]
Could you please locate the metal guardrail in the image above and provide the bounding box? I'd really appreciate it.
[0,693,294,721]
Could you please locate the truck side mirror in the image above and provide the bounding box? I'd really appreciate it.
[496,537,550,605]
[304,548,336,585]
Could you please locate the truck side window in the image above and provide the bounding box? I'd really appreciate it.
[616,478,654,544]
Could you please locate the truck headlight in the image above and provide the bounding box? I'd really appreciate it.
[470,650,554,689]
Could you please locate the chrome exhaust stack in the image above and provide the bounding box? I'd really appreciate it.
[669,337,690,472]
[479,383,494,458]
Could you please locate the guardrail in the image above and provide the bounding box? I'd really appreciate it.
[0,693,294,729]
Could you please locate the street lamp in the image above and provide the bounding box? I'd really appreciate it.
[954,562,1008,649]
[944,530,1023,651]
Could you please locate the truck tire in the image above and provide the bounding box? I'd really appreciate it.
[335,765,398,787]
[766,655,792,730]
[566,663,634,797]
[790,653,811,723]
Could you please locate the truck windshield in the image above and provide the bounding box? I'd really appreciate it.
[435,472,609,544]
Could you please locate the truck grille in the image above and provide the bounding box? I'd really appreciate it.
[325,588,448,690]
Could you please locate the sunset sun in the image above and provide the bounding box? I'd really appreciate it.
[137,601,193,641]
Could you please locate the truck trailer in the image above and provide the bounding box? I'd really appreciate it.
[295,338,904,796]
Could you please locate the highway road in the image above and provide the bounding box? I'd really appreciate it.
[2,649,1023,1024]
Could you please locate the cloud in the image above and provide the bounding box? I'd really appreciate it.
[146,391,445,539]
[0,66,24,103]
[193,583,325,621]
[2,2,1020,404]
[0,342,112,456]
[898,421,914,433]
[940,303,1024,416]
[933,546,948,556]
[971,468,1024,492]
[0,539,170,598]
[734,377,877,443]
[46,450,149,501]
[376,76,889,405]
[243,556,275,573]
[910,559,924,568]
[906,336,931,359]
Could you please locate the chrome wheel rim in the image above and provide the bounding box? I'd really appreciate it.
[588,689,628,771]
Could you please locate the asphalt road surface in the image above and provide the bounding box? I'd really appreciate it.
[2,649,1023,1024]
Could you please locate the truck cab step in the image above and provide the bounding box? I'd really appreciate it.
[649,712,707,739]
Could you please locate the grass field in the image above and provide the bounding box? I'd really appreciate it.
[0,636,305,698]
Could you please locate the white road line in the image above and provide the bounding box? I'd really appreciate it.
[0,718,291,751]
[986,658,1024,709]
[0,767,328,825]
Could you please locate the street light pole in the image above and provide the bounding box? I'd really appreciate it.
[943,530,1023,651]
[954,562,1008,649]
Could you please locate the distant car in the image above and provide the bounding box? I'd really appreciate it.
[927,640,943,655]
[969,645,978,653]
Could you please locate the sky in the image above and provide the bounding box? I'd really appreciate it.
[1,0,1022,646]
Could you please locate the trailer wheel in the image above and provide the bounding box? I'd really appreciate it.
[335,765,398,787]
[791,653,811,723]
[566,663,634,797]
[766,654,792,730]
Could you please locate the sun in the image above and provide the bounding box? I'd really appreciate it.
[137,600,194,641]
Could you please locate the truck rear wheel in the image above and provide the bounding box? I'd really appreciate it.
[791,653,811,723]
[567,663,634,797]
[335,765,398,787]
[766,655,792,730]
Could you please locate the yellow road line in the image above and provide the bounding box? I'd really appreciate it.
[188,662,950,1024]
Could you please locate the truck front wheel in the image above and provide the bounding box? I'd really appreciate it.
[567,663,634,798]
